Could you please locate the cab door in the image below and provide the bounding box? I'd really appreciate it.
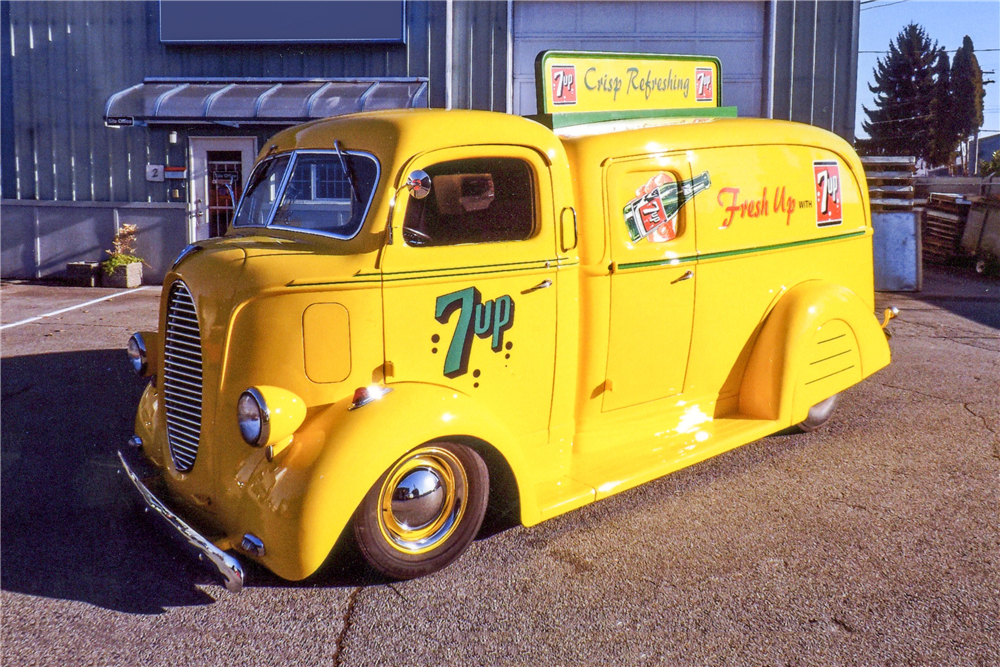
[381,146,559,446]
[603,154,704,412]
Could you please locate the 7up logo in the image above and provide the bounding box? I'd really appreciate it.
[551,65,577,106]
[813,161,842,227]
[435,287,515,378]
[695,67,714,102]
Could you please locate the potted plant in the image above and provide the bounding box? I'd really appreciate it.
[101,223,145,288]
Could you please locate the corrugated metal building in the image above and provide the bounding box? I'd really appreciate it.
[1,0,860,282]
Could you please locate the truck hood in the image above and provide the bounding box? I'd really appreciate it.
[173,234,383,296]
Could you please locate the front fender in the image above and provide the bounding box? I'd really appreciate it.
[244,381,533,581]
[739,281,890,423]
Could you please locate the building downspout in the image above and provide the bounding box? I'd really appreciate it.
[767,0,777,119]
[788,0,797,121]
[446,0,454,110]
[506,0,513,114]
[845,0,861,143]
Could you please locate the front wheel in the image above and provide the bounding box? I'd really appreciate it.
[796,394,839,432]
[353,442,489,579]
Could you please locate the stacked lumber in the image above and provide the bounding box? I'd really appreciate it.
[861,156,916,212]
[923,192,972,264]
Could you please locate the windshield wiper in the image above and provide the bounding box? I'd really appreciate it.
[334,140,360,205]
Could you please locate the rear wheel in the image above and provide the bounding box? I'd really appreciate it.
[796,394,839,432]
[353,442,489,579]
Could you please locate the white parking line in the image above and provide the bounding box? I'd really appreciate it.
[0,286,155,331]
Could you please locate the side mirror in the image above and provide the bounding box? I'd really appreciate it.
[406,170,432,199]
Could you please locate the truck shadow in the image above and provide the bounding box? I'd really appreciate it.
[0,349,379,614]
[913,294,1000,330]
[909,266,1000,330]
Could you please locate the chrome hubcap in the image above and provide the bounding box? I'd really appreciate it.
[378,447,468,555]
[391,468,446,530]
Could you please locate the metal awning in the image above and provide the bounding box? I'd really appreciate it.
[104,77,428,127]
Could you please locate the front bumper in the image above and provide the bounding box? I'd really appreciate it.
[117,446,245,593]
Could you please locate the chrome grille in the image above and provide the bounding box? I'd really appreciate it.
[163,281,203,472]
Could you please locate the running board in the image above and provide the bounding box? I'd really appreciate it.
[569,416,782,502]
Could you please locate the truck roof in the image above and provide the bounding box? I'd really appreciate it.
[262,109,565,169]
[556,115,855,159]
[556,115,862,186]
[263,108,858,182]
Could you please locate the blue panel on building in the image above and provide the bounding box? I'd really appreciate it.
[159,1,405,44]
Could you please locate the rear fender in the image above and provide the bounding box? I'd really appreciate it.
[739,281,890,423]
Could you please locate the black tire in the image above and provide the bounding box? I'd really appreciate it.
[353,441,489,579]
[796,394,839,433]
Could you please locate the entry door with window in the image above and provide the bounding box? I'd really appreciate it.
[189,137,257,241]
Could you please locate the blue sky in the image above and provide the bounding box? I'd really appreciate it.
[855,0,999,140]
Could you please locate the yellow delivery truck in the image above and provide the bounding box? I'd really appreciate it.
[119,52,893,591]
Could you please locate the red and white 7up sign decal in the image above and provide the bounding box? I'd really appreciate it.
[813,161,842,227]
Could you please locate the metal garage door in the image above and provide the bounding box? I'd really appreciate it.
[512,1,766,118]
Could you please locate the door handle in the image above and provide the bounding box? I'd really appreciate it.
[560,207,578,252]
[671,270,694,284]
[521,279,553,294]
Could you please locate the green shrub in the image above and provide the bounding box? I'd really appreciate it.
[101,252,144,276]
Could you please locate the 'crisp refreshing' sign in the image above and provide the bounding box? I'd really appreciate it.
[536,51,723,117]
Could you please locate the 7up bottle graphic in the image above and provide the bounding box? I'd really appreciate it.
[624,171,712,243]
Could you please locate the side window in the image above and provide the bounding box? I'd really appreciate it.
[403,158,535,246]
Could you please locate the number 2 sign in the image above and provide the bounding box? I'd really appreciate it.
[145,164,165,183]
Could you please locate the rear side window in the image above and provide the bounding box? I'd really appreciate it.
[403,158,535,246]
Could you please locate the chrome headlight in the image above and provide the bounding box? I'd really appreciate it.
[236,386,306,458]
[237,388,270,447]
[126,333,147,376]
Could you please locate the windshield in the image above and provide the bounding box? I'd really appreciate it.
[233,150,380,239]
[232,156,289,228]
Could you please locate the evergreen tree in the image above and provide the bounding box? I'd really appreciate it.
[951,36,986,174]
[862,23,938,159]
[927,48,959,169]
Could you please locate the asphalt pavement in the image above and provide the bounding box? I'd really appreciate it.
[1,268,997,666]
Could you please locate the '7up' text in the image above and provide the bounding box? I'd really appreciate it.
[435,287,515,378]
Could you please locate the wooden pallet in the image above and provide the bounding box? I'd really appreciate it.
[922,193,972,264]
